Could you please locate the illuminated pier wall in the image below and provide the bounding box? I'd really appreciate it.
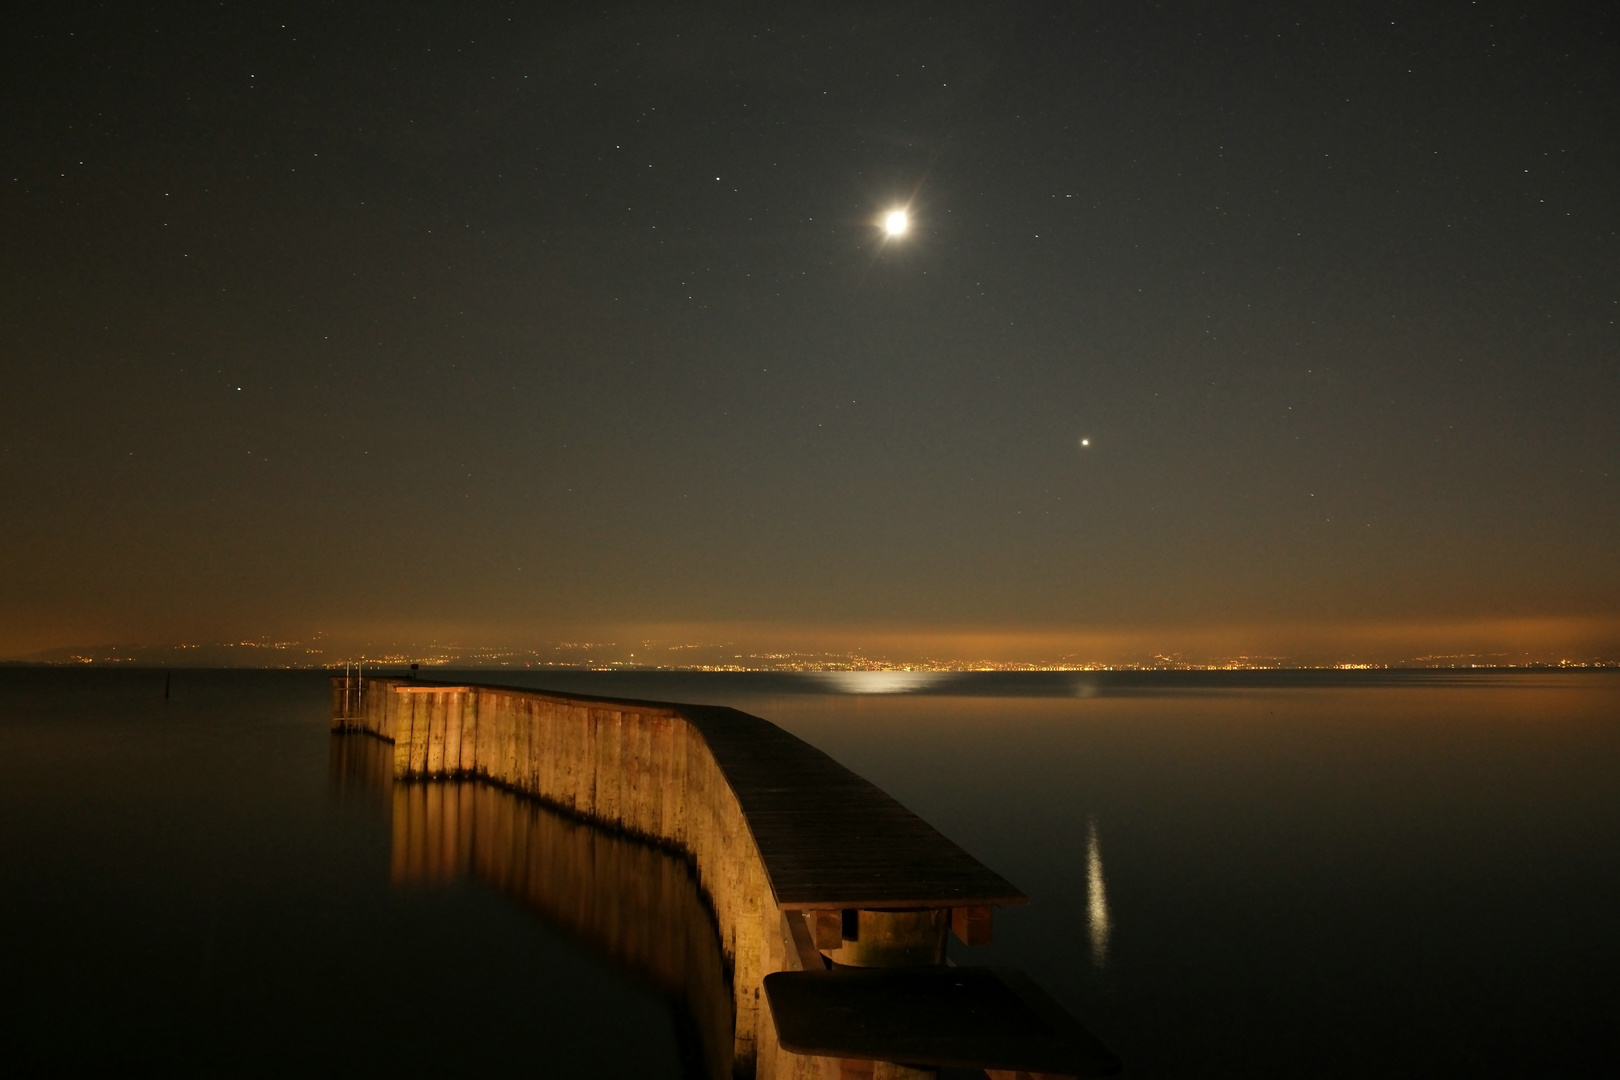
[333,679,831,1080]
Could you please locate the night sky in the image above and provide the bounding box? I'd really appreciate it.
[4,2,1617,665]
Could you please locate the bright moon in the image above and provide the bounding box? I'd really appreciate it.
[883,210,909,236]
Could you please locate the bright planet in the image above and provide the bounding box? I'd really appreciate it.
[883,210,909,236]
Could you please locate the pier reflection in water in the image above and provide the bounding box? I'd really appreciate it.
[328,727,394,807]
[332,734,735,1080]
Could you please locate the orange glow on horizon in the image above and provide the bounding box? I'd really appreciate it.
[10,616,1618,670]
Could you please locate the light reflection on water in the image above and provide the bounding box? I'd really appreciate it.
[378,770,735,1080]
[812,670,949,694]
[477,668,1620,1078]
[2,668,1617,1078]
[327,723,394,806]
[326,732,737,1079]
[1086,816,1110,969]
[0,669,692,1079]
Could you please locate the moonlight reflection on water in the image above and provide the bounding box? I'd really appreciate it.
[812,670,945,695]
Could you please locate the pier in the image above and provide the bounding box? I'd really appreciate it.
[332,676,1119,1079]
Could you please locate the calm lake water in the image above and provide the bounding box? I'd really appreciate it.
[2,667,1616,1077]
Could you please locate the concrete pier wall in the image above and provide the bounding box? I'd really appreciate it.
[333,679,827,1080]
